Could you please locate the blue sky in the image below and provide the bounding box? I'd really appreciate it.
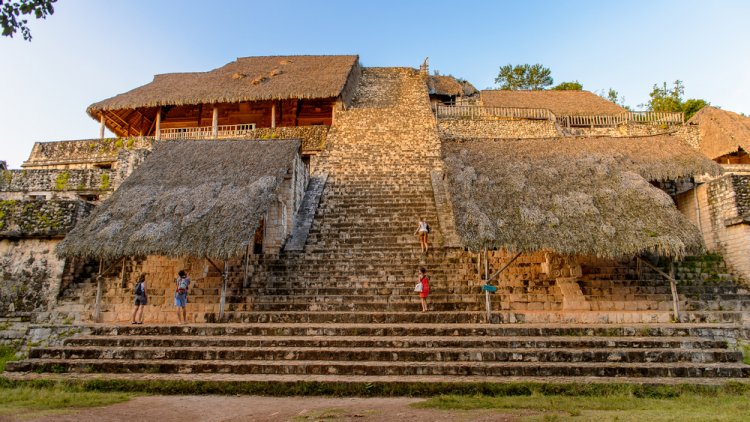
[2,0,749,168]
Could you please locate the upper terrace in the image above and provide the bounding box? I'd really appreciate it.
[87,55,361,140]
[435,90,684,127]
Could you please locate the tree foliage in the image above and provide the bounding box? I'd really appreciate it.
[1,0,55,41]
[551,81,583,91]
[644,80,708,120]
[495,64,553,90]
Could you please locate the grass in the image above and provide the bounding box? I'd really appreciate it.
[0,383,134,419]
[0,377,748,420]
[0,345,20,373]
[740,342,750,365]
[415,387,750,421]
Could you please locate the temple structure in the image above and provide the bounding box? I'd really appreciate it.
[2,55,749,384]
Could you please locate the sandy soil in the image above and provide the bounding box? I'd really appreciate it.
[6,395,528,422]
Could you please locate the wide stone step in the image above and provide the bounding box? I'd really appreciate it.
[28,346,740,364]
[9,358,748,378]
[248,302,490,312]
[79,322,743,337]
[62,334,731,351]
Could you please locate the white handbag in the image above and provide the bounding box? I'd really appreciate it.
[414,282,423,293]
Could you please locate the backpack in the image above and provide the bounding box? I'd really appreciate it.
[177,277,189,294]
[134,281,144,296]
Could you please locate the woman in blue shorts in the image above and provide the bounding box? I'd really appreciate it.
[175,270,190,324]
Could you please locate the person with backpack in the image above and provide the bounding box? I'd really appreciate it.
[415,267,430,312]
[414,217,431,253]
[175,270,191,324]
[131,274,147,324]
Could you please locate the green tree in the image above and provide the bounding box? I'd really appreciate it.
[647,80,684,112]
[1,0,56,41]
[643,80,708,120]
[551,81,583,91]
[495,64,553,90]
[682,98,709,120]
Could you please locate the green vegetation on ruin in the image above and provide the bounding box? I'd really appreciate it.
[54,170,70,190]
[100,173,110,190]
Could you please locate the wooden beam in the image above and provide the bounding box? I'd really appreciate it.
[155,107,162,140]
[271,103,276,128]
[99,114,105,139]
[212,106,219,139]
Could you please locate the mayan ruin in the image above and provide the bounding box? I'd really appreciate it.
[0,52,748,390]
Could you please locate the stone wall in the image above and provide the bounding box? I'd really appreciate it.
[438,119,559,139]
[0,238,67,316]
[23,138,152,169]
[0,168,113,200]
[676,175,750,279]
[264,154,308,252]
[237,126,328,152]
[0,199,94,238]
[558,124,698,142]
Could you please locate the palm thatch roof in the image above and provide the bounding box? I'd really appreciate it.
[687,106,750,159]
[57,139,301,260]
[87,55,359,115]
[443,135,721,258]
[481,90,626,116]
[428,75,479,98]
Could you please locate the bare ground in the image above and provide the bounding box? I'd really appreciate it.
[4,396,528,422]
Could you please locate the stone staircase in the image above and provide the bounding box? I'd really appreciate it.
[9,66,749,385]
[5,323,749,384]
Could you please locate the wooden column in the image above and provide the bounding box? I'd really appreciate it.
[155,107,162,140]
[212,106,219,139]
[99,114,106,139]
[271,103,276,129]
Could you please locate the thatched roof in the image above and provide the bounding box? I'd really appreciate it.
[443,135,720,258]
[687,106,750,159]
[87,55,359,115]
[428,75,479,98]
[481,90,626,116]
[57,139,300,260]
[428,75,462,96]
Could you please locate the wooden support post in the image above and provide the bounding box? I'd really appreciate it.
[243,242,251,289]
[637,256,680,322]
[219,261,228,320]
[212,106,219,139]
[94,260,103,323]
[669,261,679,322]
[155,108,162,140]
[99,114,106,139]
[120,259,127,289]
[485,289,491,323]
[271,103,276,129]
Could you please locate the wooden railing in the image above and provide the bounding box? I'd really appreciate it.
[627,111,684,124]
[435,104,553,120]
[556,112,684,127]
[159,123,257,140]
[436,104,685,127]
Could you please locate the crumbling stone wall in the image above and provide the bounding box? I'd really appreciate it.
[0,200,93,238]
[677,174,750,279]
[0,238,67,316]
[23,138,152,170]
[438,119,558,139]
[0,169,113,200]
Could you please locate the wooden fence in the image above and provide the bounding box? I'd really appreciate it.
[436,105,684,127]
[556,112,684,128]
[435,104,553,120]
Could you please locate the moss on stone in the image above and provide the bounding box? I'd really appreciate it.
[54,171,71,191]
[100,174,110,190]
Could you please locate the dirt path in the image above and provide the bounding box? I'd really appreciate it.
[8,396,527,422]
